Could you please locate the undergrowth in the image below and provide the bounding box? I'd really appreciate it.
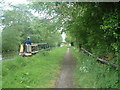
[71,47,119,88]
[2,47,67,88]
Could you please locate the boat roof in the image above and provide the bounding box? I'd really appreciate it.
[31,44,38,46]
[30,43,48,46]
[38,43,48,45]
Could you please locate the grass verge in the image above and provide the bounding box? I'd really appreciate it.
[71,47,118,88]
[2,47,67,88]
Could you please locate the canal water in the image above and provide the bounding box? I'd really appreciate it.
[2,52,18,60]
[0,55,2,60]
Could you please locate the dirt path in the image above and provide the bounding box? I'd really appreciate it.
[55,48,76,88]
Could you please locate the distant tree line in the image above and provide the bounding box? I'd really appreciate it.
[1,3,62,52]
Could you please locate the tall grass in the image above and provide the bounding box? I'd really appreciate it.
[2,47,67,88]
[0,61,2,88]
[71,47,118,88]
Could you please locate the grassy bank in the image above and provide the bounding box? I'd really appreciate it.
[71,47,118,88]
[0,61,2,88]
[2,47,67,88]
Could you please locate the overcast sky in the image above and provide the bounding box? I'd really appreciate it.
[4,0,29,5]
[3,0,120,4]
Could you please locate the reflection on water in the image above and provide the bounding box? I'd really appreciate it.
[0,55,1,60]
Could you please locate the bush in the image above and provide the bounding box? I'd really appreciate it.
[71,47,119,88]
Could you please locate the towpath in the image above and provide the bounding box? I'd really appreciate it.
[55,48,76,88]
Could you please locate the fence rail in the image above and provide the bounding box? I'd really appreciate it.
[81,47,120,68]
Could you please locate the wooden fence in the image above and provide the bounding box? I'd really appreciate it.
[81,47,120,68]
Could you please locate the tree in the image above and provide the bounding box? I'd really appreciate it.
[2,3,62,52]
